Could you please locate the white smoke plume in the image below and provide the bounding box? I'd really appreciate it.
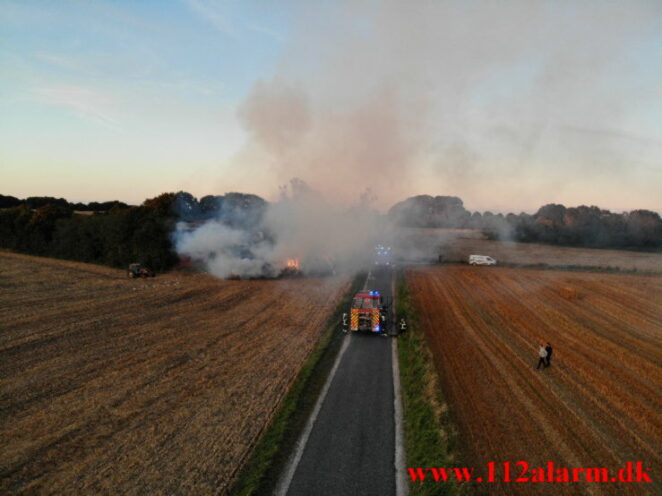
[176,221,273,278]
[173,180,387,279]
[177,1,661,278]
[228,0,661,213]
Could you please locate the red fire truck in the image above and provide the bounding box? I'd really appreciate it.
[348,290,386,334]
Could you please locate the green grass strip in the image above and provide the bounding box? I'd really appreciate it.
[229,273,365,496]
[396,270,468,496]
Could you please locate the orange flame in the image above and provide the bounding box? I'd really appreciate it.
[285,258,301,270]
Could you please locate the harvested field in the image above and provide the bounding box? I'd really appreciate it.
[0,251,348,495]
[441,237,662,273]
[408,265,661,495]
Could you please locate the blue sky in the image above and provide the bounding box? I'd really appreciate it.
[1,0,292,202]
[1,0,661,212]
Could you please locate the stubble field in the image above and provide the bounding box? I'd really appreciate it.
[407,265,661,495]
[442,237,662,272]
[0,251,348,494]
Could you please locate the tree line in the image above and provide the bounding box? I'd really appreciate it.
[0,192,267,272]
[0,193,177,271]
[1,192,659,273]
[0,194,128,212]
[388,195,662,249]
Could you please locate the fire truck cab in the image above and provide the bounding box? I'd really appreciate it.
[349,290,385,334]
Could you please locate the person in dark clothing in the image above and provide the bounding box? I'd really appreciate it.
[545,342,553,367]
[537,345,548,370]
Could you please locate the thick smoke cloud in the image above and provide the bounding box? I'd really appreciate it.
[176,221,271,278]
[179,1,661,278]
[232,0,661,212]
[173,182,387,279]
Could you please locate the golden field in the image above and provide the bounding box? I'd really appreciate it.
[0,251,348,494]
[408,265,661,495]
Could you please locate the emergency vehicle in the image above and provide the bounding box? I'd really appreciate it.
[349,290,385,334]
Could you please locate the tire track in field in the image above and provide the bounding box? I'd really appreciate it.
[408,266,661,496]
[455,269,660,473]
[1,252,350,495]
[470,271,661,450]
[460,269,661,472]
[417,273,589,496]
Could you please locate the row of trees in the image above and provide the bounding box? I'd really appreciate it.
[388,195,662,249]
[0,194,128,212]
[2,192,659,273]
[512,204,662,248]
[0,191,270,272]
[171,191,267,225]
[0,194,177,271]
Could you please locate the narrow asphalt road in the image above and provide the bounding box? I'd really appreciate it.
[283,266,397,496]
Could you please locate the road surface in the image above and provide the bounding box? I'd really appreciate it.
[280,266,399,496]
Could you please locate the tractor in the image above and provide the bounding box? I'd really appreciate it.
[128,263,155,278]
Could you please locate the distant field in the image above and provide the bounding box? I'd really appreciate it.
[0,252,348,494]
[408,266,661,495]
[442,237,662,272]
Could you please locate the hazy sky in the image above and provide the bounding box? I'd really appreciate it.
[1,0,661,213]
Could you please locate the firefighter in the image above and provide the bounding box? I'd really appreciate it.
[399,318,407,334]
[380,312,388,337]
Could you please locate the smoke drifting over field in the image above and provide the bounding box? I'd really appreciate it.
[232,0,661,212]
[177,1,661,278]
[173,182,386,279]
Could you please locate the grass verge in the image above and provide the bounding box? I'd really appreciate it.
[229,273,365,496]
[396,269,467,495]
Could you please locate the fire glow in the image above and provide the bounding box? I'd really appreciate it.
[285,258,301,270]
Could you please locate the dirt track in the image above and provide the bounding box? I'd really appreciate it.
[408,265,661,495]
[0,251,348,494]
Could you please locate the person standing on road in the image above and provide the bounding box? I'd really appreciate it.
[545,342,553,367]
[536,345,548,370]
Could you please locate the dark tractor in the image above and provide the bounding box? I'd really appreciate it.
[128,263,155,278]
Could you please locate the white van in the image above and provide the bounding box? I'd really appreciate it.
[468,254,497,266]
